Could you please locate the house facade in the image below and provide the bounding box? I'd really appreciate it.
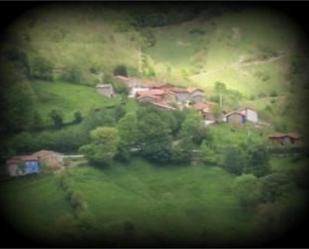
[269,132,302,145]
[239,107,258,123]
[224,112,246,124]
[6,155,40,177]
[189,89,206,103]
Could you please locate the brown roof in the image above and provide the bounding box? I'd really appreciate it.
[192,102,211,112]
[268,133,287,138]
[269,132,302,139]
[224,111,246,117]
[170,87,190,93]
[286,132,302,139]
[151,83,175,89]
[187,87,204,93]
[6,155,38,165]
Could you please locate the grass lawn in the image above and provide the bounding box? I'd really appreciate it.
[31,80,138,125]
[0,158,257,247]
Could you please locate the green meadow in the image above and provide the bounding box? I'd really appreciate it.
[1,156,307,247]
[0,158,256,247]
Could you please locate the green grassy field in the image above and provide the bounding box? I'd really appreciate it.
[31,80,137,125]
[0,158,258,247]
[146,9,300,96]
[0,154,307,247]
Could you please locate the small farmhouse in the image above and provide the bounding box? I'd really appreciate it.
[224,111,246,124]
[6,155,40,177]
[192,102,217,126]
[189,88,206,103]
[239,107,258,123]
[173,88,191,104]
[96,84,115,97]
[269,132,302,145]
[224,107,259,124]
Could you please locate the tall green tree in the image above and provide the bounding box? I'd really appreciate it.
[49,110,64,129]
[233,174,262,209]
[244,144,270,177]
[214,81,226,108]
[180,111,206,145]
[79,127,120,165]
[222,146,247,175]
[117,112,139,161]
[136,107,172,163]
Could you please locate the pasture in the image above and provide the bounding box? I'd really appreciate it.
[0,158,257,247]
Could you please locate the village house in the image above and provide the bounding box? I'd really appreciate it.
[192,102,216,126]
[239,107,258,123]
[189,88,206,103]
[96,84,115,97]
[136,88,177,110]
[268,132,302,145]
[114,75,207,109]
[173,88,191,104]
[114,75,151,98]
[6,155,40,177]
[224,111,246,124]
[5,150,65,177]
[224,107,259,124]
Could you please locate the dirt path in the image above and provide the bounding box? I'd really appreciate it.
[190,52,288,79]
[236,53,288,67]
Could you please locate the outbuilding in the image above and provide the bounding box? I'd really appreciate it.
[6,155,40,177]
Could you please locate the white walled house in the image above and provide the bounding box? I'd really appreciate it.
[239,107,258,123]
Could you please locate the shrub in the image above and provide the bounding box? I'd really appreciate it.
[30,56,53,81]
[249,94,256,101]
[221,146,246,175]
[70,191,88,212]
[258,92,267,98]
[113,65,128,76]
[73,111,83,124]
[141,28,156,48]
[270,90,278,97]
[49,109,64,129]
[112,79,129,95]
[200,141,218,165]
[60,66,83,84]
[233,174,262,209]
[260,173,295,203]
